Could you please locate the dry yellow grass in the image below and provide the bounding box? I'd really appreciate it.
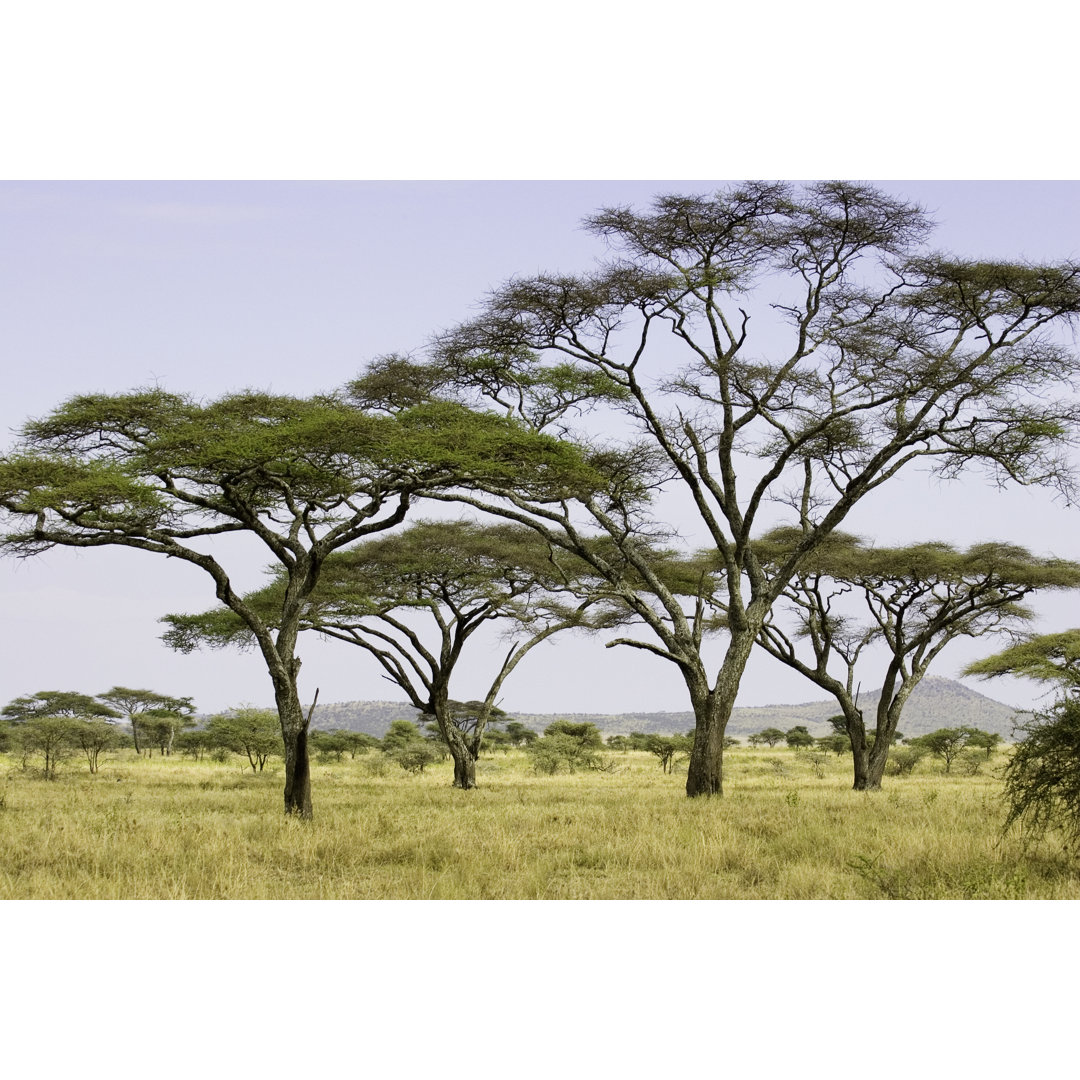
[2,746,1077,899]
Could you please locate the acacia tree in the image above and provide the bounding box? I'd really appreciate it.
[910,727,972,773]
[2,691,124,777]
[376,182,1080,796]
[751,533,1080,789]
[96,687,195,756]
[0,389,592,817]
[139,710,196,756]
[70,719,125,773]
[3,690,122,724]
[13,717,78,778]
[964,629,1080,691]
[162,519,622,789]
[206,708,283,772]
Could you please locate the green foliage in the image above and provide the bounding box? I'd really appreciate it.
[309,730,351,763]
[69,719,125,774]
[382,719,426,753]
[1001,697,1080,848]
[908,728,972,773]
[885,745,927,777]
[10,717,80,778]
[543,720,603,748]
[785,726,815,750]
[3,691,121,723]
[964,729,1003,758]
[97,687,195,753]
[753,728,787,748]
[816,734,851,756]
[174,729,215,761]
[505,721,538,747]
[309,729,379,763]
[0,692,127,776]
[527,725,608,774]
[1,385,604,818]
[139,711,195,756]
[391,743,441,775]
[965,630,1080,691]
[205,709,283,773]
[644,734,693,773]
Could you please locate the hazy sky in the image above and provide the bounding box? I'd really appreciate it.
[3,180,1079,716]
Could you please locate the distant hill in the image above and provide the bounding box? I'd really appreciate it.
[308,677,1029,740]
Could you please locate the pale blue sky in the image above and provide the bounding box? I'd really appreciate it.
[3,181,1079,715]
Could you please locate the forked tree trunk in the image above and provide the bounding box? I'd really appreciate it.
[685,632,757,797]
[685,702,726,797]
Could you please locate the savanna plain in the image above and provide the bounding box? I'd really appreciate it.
[3,745,1078,900]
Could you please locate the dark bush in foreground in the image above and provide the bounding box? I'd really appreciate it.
[1002,699,1080,848]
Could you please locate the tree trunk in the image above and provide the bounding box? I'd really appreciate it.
[450,743,477,789]
[282,726,312,816]
[844,707,875,791]
[866,739,891,789]
[865,679,917,789]
[131,720,142,755]
[276,681,312,818]
[685,631,758,797]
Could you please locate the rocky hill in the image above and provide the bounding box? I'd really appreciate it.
[308,677,1029,740]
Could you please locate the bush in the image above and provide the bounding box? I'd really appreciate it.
[360,754,390,778]
[527,740,564,775]
[1002,698,1080,848]
[527,732,606,774]
[816,734,851,756]
[543,720,603,748]
[392,743,440,775]
[785,726,815,750]
[958,749,985,776]
[885,746,927,777]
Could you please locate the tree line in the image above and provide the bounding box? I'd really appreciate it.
[4,182,1080,825]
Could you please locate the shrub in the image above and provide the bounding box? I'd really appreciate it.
[885,746,927,777]
[1001,698,1080,848]
[785,726,815,750]
[392,743,440,775]
[526,732,604,774]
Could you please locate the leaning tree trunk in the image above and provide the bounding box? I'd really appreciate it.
[865,683,916,789]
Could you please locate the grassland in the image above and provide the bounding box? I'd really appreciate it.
[2,745,1077,899]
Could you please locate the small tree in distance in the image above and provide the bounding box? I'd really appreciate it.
[97,687,195,756]
[71,719,125,774]
[752,728,787,748]
[12,717,78,779]
[206,709,284,773]
[909,729,971,774]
